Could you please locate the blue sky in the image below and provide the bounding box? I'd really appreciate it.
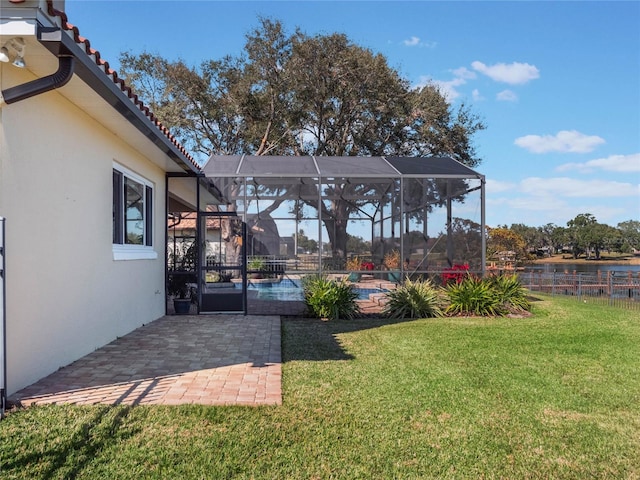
[64,0,640,229]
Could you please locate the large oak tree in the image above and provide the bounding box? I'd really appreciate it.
[120,18,485,258]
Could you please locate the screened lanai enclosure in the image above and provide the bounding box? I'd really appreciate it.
[167,155,485,314]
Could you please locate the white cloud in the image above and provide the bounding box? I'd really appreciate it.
[416,67,476,102]
[520,177,638,198]
[485,195,567,228]
[486,195,632,228]
[472,89,484,101]
[556,153,640,173]
[428,78,465,101]
[403,36,420,46]
[402,36,436,48]
[471,61,540,85]
[486,177,639,227]
[451,67,476,80]
[496,89,518,102]
[514,130,606,154]
[417,76,465,101]
[485,179,516,193]
[419,61,537,103]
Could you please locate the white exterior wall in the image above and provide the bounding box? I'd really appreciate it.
[0,66,169,395]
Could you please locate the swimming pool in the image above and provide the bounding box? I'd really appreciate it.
[236,278,387,302]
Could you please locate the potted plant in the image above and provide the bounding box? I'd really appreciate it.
[383,249,401,282]
[248,257,266,279]
[346,256,362,282]
[168,273,194,315]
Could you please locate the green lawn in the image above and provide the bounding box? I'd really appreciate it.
[1,295,639,479]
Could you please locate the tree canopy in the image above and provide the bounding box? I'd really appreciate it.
[487,227,529,263]
[120,18,485,164]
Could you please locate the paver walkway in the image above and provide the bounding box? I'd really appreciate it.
[11,315,281,407]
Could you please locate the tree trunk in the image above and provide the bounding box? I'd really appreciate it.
[323,216,349,261]
[322,193,351,261]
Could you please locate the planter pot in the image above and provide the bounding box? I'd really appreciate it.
[173,298,192,315]
[388,271,401,282]
[348,272,361,282]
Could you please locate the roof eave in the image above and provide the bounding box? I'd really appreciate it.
[39,24,201,175]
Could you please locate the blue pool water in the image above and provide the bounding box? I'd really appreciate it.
[236,278,387,301]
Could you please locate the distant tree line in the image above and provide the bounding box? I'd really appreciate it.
[488,214,640,262]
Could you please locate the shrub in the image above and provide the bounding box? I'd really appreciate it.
[382,249,401,270]
[445,275,503,316]
[345,256,362,271]
[490,274,531,314]
[382,278,444,319]
[248,257,266,271]
[345,256,374,271]
[441,263,470,286]
[361,261,375,271]
[302,275,361,320]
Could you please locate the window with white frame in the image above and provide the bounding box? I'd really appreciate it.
[112,164,157,260]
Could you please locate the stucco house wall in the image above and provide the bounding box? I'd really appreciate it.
[0,0,203,396]
[0,93,169,393]
[0,65,169,394]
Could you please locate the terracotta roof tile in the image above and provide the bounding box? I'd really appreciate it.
[44,1,201,172]
[170,212,221,230]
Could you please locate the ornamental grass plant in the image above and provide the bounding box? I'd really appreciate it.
[445,274,502,316]
[301,274,361,320]
[490,273,532,314]
[444,274,532,317]
[382,278,444,319]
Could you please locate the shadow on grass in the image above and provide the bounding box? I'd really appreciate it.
[282,316,415,362]
[1,405,138,479]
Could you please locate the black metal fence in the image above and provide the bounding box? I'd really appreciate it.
[518,270,640,311]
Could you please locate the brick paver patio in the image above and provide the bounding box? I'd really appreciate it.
[11,314,282,407]
[11,290,386,409]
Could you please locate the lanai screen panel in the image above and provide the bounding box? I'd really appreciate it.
[244,176,320,264]
[203,155,482,179]
[315,156,399,177]
[204,155,244,176]
[201,155,485,276]
[320,175,397,270]
[239,155,319,177]
[386,156,480,177]
[397,177,484,274]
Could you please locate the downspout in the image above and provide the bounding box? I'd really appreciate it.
[0,55,74,106]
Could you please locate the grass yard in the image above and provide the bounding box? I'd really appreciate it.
[1,295,639,479]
